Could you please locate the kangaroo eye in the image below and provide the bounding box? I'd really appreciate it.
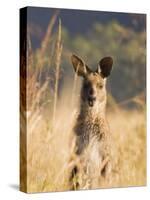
[98,84,103,89]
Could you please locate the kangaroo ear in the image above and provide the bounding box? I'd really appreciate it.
[97,57,113,78]
[71,54,91,77]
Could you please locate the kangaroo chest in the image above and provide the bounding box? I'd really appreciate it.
[74,116,109,155]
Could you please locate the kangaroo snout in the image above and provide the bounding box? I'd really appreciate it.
[88,97,96,107]
[89,87,95,96]
[88,87,96,106]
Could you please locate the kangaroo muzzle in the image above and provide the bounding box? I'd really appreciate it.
[88,96,96,107]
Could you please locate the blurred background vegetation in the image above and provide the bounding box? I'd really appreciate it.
[27,7,146,105]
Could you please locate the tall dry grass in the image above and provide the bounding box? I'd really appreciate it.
[20,16,146,193]
[52,19,63,126]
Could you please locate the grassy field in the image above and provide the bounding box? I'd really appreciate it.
[20,17,146,193]
[24,85,146,192]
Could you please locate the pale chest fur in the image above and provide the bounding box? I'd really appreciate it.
[73,113,111,186]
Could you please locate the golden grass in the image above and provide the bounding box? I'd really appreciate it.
[108,108,146,188]
[20,16,146,193]
[25,84,146,192]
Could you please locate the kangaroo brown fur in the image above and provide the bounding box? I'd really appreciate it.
[70,54,113,189]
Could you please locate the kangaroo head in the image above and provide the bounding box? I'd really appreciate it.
[71,54,113,107]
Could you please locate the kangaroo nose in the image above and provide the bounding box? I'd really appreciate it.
[89,88,94,95]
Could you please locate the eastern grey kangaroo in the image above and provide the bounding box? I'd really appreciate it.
[70,54,113,189]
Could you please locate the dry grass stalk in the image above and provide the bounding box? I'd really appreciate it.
[37,11,59,84]
[27,32,33,65]
[53,19,63,126]
[41,10,59,55]
[71,63,79,108]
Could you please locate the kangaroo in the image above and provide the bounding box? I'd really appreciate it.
[70,54,113,189]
